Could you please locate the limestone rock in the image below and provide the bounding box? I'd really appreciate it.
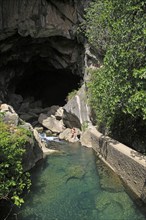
[39,115,65,133]
[62,109,81,129]
[0,103,44,171]
[33,128,59,155]
[38,113,47,122]
[0,103,15,113]
[22,135,43,172]
[34,126,44,133]
[64,84,92,125]
[0,0,85,102]
[20,112,38,122]
[19,122,33,131]
[80,126,98,148]
[0,0,78,40]
[45,129,52,136]
[55,107,64,120]
[59,127,80,143]
[3,112,19,126]
[28,107,44,114]
[47,105,60,117]
[0,104,19,126]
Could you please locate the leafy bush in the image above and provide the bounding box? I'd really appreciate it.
[0,119,31,207]
[66,89,77,101]
[81,121,89,132]
[85,0,146,152]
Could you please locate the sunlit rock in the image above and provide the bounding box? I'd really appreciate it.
[39,115,65,133]
[59,127,80,143]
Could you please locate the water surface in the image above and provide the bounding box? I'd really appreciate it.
[18,142,146,220]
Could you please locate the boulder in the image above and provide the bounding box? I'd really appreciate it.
[22,135,43,172]
[20,112,38,122]
[8,93,23,111]
[80,126,97,148]
[33,129,59,155]
[59,127,80,143]
[0,104,19,126]
[64,84,92,125]
[29,107,44,114]
[45,130,52,136]
[19,121,33,131]
[39,115,65,133]
[47,105,60,117]
[0,103,15,113]
[34,126,44,133]
[38,113,48,123]
[3,112,19,126]
[18,102,30,113]
[62,109,81,129]
[55,107,64,120]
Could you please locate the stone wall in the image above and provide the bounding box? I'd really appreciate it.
[81,126,146,203]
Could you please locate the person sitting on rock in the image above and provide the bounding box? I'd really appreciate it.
[71,127,76,138]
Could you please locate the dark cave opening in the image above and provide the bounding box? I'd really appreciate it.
[9,61,82,108]
[1,34,83,109]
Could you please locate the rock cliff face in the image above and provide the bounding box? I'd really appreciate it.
[0,0,89,105]
[0,0,78,40]
[64,84,92,125]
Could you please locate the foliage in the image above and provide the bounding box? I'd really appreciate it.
[67,89,77,101]
[0,119,31,207]
[85,0,146,151]
[81,121,89,132]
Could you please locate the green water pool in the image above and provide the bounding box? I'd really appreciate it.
[18,142,146,220]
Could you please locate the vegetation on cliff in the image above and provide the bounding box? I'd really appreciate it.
[84,0,146,152]
[0,115,31,208]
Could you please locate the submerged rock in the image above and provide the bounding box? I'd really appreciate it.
[95,191,136,220]
[96,160,124,193]
[65,165,86,183]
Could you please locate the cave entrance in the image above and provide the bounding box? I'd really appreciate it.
[16,68,81,107]
[4,35,83,110]
[9,58,82,108]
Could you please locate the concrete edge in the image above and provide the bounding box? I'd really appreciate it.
[80,126,146,203]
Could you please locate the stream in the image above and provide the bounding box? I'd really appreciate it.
[17,141,146,220]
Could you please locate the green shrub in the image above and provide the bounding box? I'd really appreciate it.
[81,121,89,132]
[84,0,146,152]
[67,89,77,101]
[0,120,31,207]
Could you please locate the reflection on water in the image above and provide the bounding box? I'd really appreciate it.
[16,142,146,220]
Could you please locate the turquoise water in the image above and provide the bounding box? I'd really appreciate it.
[18,142,146,220]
